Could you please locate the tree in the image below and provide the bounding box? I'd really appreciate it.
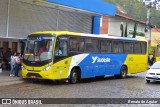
[148,45,154,54]
[124,23,128,37]
[103,0,160,27]
[120,24,124,37]
[154,37,160,45]
[132,23,137,38]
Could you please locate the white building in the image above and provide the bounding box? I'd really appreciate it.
[100,14,147,39]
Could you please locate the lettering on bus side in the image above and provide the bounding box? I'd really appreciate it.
[92,56,111,63]
[128,57,134,61]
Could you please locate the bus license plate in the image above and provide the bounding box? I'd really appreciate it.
[31,76,36,78]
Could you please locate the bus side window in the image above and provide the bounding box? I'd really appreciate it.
[79,42,84,51]
[134,42,141,54]
[100,40,112,53]
[112,41,123,53]
[70,40,77,51]
[141,42,147,54]
[112,41,119,53]
[124,42,133,54]
[70,37,84,52]
[55,43,62,56]
[86,44,93,52]
[85,38,98,52]
[55,40,68,56]
[61,41,67,56]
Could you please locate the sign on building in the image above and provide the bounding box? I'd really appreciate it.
[143,0,156,7]
[155,0,160,10]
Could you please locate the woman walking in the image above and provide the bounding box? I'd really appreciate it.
[10,52,16,76]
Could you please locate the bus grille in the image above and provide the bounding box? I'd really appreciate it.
[26,73,42,78]
[27,70,41,72]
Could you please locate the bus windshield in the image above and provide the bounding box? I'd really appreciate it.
[23,34,55,62]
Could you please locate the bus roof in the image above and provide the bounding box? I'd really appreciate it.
[80,33,146,41]
[31,31,147,42]
[31,31,80,36]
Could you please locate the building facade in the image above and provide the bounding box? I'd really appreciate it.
[151,28,160,47]
[0,0,115,53]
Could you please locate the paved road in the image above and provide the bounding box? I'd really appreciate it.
[0,71,160,107]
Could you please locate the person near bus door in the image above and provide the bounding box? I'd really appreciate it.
[14,53,21,77]
[148,54,155,66]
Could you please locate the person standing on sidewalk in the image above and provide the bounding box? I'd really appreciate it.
[5,48,12,70]
[14,53,21,77]
[10,52,16,76]
[0,47,4,71]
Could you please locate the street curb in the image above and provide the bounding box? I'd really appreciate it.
[0,79,24,86]
[0,80,24,86]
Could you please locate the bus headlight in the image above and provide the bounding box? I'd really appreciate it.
[21,65,26,70]
[43,66,51,71]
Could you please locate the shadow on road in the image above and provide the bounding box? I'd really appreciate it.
[22,75,140,86]
[145,81,160,85]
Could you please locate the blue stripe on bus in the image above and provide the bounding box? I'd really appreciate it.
[78,54,127,78]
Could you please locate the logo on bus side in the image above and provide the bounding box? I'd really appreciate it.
[91,56,111,63]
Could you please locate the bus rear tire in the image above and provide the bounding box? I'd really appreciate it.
[115,66,127,79]
[120,66,127,78]
[69,69,79,84]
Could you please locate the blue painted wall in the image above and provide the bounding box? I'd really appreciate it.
[46,0,116,16]
[92,16,101,34]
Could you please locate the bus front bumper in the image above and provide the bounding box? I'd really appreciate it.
[22,69,54,80]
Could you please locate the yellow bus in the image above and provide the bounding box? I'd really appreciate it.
[22,31,148,83]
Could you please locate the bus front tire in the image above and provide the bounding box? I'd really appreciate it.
[69,69,79,84]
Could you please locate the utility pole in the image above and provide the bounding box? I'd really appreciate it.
[143,0,160,40]
[143,0,155,41]
[6,0,10,38]
[145,7,151,40]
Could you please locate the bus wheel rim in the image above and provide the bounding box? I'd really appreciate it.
[72,72,77,83]
[122,69,126,77]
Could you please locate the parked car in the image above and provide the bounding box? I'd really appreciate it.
[146,61,160,83]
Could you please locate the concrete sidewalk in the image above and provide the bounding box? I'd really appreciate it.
[0,70,24,86]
